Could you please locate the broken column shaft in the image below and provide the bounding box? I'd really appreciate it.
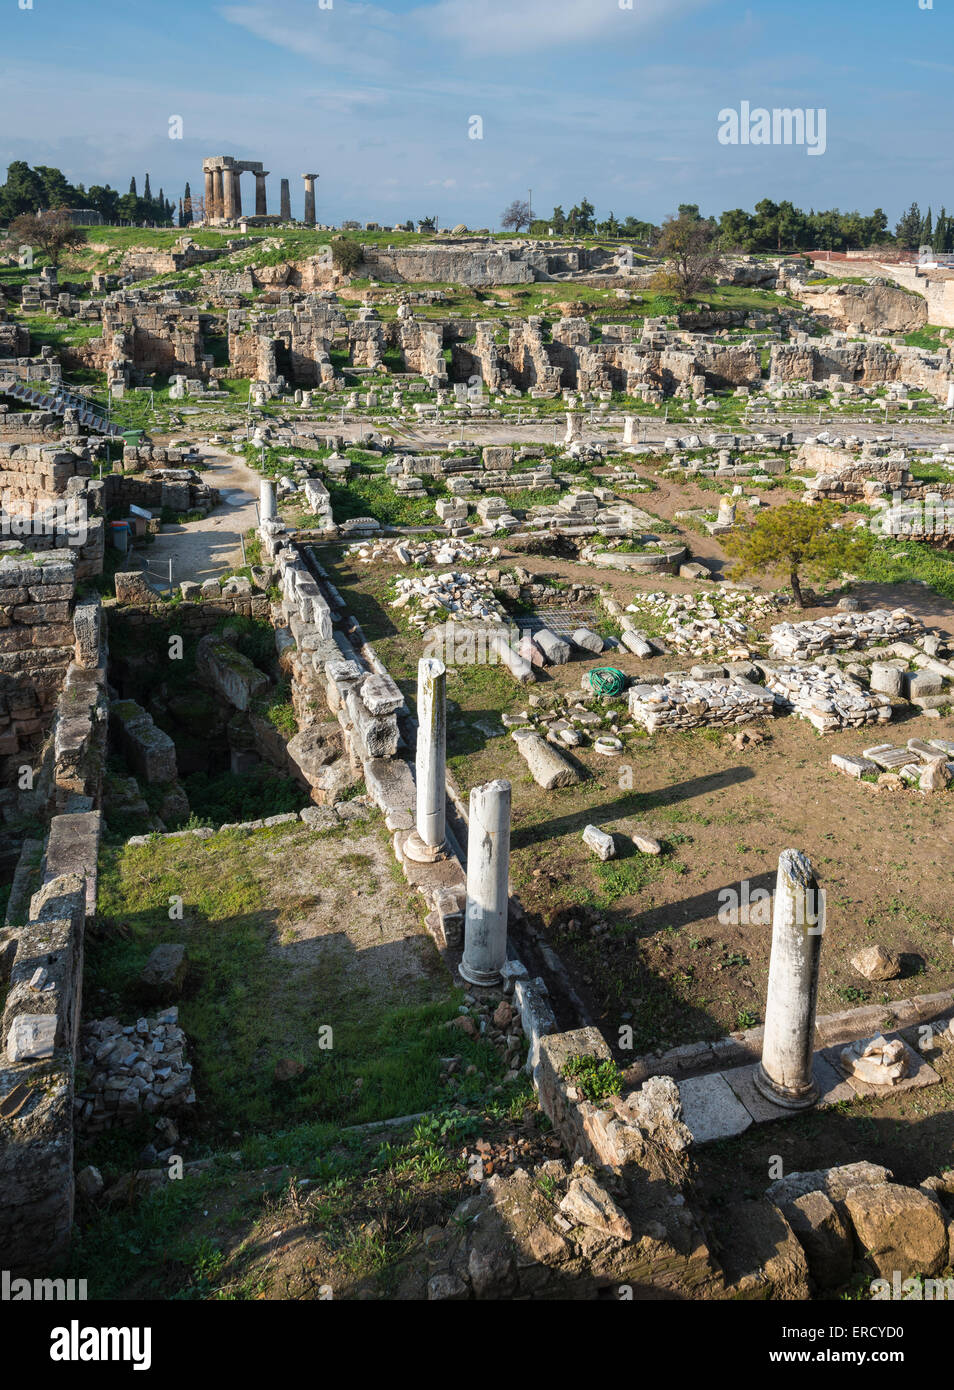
[302,173,318,226]
[255,171,269,216]
[459,779,511,987]
[754,848,824,1109]
[415,657,446,852]
[259,477,276,523]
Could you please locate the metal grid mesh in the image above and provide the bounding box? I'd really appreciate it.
[524,607,600,638]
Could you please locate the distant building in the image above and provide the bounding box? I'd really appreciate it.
[64,208,104,227]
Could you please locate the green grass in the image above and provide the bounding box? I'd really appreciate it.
[561,1054,624,1102]
[904,326,947,352]
[182,766,307,826]
[862,537,954,602]
[91,827,502,1140]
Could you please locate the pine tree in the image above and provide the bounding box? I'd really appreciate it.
[922,207,933,248]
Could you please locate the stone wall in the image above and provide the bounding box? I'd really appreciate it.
[0,808,102,1273]
[0,554,82,785]
[771,340,953,401]
[789,280,927,333]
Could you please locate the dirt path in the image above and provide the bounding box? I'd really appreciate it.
[140,449,260,589]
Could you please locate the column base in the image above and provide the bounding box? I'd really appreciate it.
[403,830,446,864]
[458,959,502,988]
[752,1062,819,1111]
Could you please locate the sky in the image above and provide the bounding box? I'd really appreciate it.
[1,0,952,229]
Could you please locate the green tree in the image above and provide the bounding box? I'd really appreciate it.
[0,160,46,220]
[550,204,566,233]
[8,208,85,267]
[719,207,756,251]
[86,184,119,221]
[34,165,77,209]
[895,201,922,249]
[652,207,723,298]
[331,238,363,274]
[724,500,870,609]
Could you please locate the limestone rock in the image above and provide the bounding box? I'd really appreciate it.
[920,756,951,794]
[140,944,188,1000]
[713,1200,811,1300]
[780,1189,854,1291]
[839,1034,909,1085]
[7,1013,57,1062]
[195,635,268,711]
[843,1183,948,1278]
[571,627,604,654]
[632,833,662,855]
[76,1166,104,1200]
[559,1174,632,1240]
[850,944,901,981]
[767,1162,893,1212]
[582,824,616,861]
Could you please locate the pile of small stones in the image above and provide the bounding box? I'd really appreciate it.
[628,677,777,732]
[389,569,508,629]
[624,588,783,659]
[769,608,922,660]
[76,1008,193,1132]
[763,663,893,732]
[491,689,633,748]
[348,537,496,567]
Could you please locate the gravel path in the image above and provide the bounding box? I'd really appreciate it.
[139,449,261,590]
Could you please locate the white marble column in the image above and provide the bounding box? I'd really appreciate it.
[459,779,511,986]
[259,477,276,524]
[417,657,446,845]
[754,849,824,1109]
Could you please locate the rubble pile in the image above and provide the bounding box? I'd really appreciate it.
[76,1008,194,1132]
[389,569,508,630]
[628,677,777,732]
[769,608,922,660]
[348,536,495,567]
[624,588,783,658]
[763,663,893,732]
[832,737,954,791]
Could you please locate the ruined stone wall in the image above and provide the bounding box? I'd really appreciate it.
[0,555,84,784]
[0,808,102,1273]
[104,468,218,516]
[72,304,207,382]
[227,302,344,386]
[0,441,92,503]
[361,244,546,286]
[771,341,953,400]
[789,281,927,333]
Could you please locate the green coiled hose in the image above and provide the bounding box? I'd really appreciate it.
[588,667,627,696]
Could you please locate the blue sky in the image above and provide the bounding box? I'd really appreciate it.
[1,0,952,228]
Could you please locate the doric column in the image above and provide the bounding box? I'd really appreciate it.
[255,171,269,217]
[204,168,215,223]
[280,179,291,221]
[259,478,276,524]
[754,849,824,1110]
[212,169,224,219]
[231,170,242,217]
[459,779,511,987]
[222,168,236,220]
[405,658,446,862]
[302,173,318,226]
